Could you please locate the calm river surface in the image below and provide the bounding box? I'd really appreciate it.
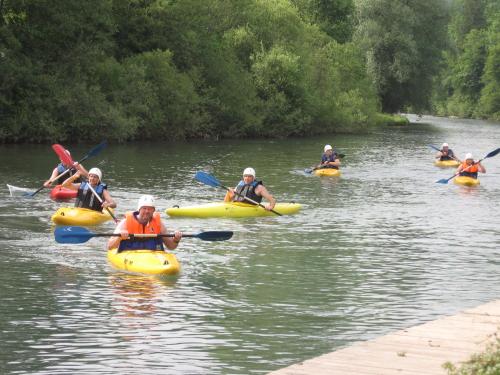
[1,115,500,374]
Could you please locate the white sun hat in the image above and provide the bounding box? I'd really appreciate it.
[324,144,333,152]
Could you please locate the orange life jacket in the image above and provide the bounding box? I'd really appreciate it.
[461,161,478,173]
[118,211,163,251]
[125,211,162,234]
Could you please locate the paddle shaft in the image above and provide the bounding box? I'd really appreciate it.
[29,167,73,196]
[85,183,119,223]
[93,233,200,239]
[221,182,282,216]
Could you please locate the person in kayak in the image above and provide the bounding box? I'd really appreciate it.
[43,150,88,187]
[224,167,276,211]
[320,144,341,169]
[456,153,485,179]
[107,195,182,251]
[436,143,459,162]
[62,166,116,212]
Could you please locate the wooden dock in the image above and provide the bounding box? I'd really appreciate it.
[269,300,500,375]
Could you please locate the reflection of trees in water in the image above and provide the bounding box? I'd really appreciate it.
[109,274,177,319]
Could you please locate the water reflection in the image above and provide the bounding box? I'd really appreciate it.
[109,273,176,318]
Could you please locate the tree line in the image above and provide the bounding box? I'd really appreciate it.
[0,0,493,143]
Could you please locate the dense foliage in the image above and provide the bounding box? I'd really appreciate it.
[432,0,500,120]
[0,0,380,143]
[2,0,497,143]
[353,0,449,113]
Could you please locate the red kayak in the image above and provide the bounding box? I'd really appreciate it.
[50,185,77,201]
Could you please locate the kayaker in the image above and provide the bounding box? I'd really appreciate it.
[456,153,485,179]
[62,166,116,212]
[320,144,341,169]
[436,143,459,162]
[224,167,276,211]
[43,150,88,187]
[107,195,182,251]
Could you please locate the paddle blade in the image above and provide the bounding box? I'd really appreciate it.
[428,144,440,152]
[54,226,94,244]
[7,184,35,197]
[485,147,500,159]
[304,168,313,174]
[85,141,107,159]
[435,178,450,184]
[52,144,74,165]
[191,231,233,241]
[194,171,222,188]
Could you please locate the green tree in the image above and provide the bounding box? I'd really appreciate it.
[354,0,449,113]
[292,0,355,42]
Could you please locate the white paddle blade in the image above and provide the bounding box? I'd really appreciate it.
[7,184,34,197]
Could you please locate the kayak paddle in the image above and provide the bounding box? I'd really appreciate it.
[53,144,118,223]
[436,147,500,184]
[54,226,233,244]
[304,153,345,173]
[26,141,107,198]
[194,171,283,216]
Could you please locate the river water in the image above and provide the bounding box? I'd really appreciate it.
[1,115,499,374]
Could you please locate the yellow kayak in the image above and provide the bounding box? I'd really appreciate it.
[434,159,460,168]
[51,207,115,226]
[166,201,301,218]
[314,168,341,177]
[108,248,180,276]
[454,176,480,186]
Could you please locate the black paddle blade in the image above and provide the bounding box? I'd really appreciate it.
[304,168,314,174]
[485,147,500,159]
[189,231,233,241]
[194,171,222,188]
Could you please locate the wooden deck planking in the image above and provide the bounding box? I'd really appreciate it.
[269,300,500,375]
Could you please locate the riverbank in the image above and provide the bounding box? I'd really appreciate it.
[269,300,500,374]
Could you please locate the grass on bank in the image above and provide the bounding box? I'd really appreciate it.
[376,113,410,126]
[444,339,500,375]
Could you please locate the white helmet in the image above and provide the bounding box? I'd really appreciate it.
[243,167,256,177]
[137,195,155,210]
[88,167,102,181]
[465,153,473,160]
[442,143,449,148]
[324,144,333,152]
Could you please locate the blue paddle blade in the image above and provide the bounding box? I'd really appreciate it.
[86,141,107,158]
[194,171,222,188]
[304,168,313,174]
[436,178,449,184]
[54,226,94,244]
